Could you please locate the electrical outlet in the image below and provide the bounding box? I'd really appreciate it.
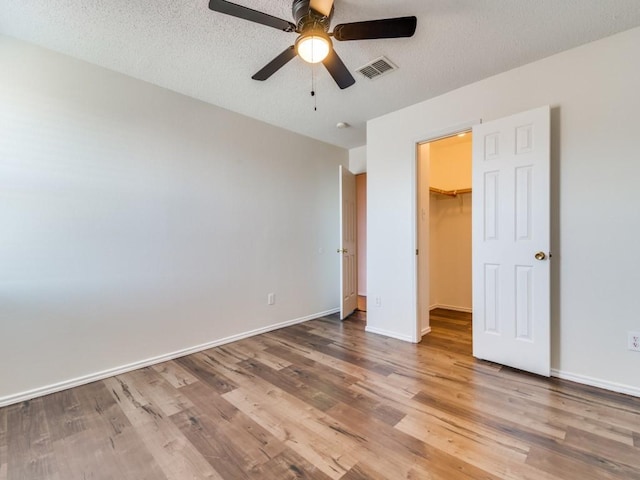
[629,332,640,352]
[375,296,382,307]
[267,293,276,306]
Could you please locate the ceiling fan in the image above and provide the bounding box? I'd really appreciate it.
[208,0,417,89]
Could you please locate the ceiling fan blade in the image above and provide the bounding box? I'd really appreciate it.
[322,49,355,89]
[309,0,334,17]
[252,46,297,81]
[333,16,417,41]
[209,0,296,32]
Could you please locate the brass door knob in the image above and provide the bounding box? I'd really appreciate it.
[337,248,348,254]
[535,251,546,261]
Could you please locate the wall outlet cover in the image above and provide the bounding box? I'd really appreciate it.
[628,332,640,351]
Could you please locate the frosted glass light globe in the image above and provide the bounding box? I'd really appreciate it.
[296,34,331,64]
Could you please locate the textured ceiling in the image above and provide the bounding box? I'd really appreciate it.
[2,1,640,149]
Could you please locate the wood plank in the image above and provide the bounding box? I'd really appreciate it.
[6,399,60,480]
[325,400,500,480]
[170,408,254,479]
[179,381,286,465]
[412,385,567,440]
[55,380,166,480]
[238,358,339,412]
[340,462,389,480]
[270,356,405,426]
[247,449,333,480]
[222,387,361,479]
[525,445,632,480]
[122,366,195,417]
[41,388,86,442]
[104,375,223,480]
[351,379,534,456]
[152,360,200,389]
[223,339,293,371]
[0,405,8,480]
[562,427,640,475]
[175,354,237,394]
[395,413,565,480]
[247,335,376,383]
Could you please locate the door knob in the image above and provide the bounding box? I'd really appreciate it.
[337,248,348,254]
[534,251,546,261]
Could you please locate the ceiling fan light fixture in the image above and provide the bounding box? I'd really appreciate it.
[296,31,331,64]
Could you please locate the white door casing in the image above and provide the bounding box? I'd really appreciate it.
[340,165,357,320]
[417,143,431,337]
[472,105,551,376]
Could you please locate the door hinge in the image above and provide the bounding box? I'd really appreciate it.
[416,249,419,255]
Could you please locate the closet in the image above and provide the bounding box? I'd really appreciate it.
[429,133,472,313]
[417,133,472,335]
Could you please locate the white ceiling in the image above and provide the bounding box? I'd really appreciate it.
[2,1,640,149]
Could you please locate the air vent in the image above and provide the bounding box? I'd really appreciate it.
[356,56,397,80]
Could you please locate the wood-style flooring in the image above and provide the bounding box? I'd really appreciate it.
[1,309,639,479]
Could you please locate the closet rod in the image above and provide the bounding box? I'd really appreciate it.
[429,187,472,197]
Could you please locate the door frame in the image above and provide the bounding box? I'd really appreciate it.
[412,120,480,342]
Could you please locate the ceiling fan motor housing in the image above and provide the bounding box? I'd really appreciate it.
[292,0,333,32]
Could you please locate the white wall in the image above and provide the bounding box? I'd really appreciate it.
[0,36,347,405]
[349,145,367,174]
[367,27,640,394]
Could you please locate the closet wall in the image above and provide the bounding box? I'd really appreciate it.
[429,135,472,312]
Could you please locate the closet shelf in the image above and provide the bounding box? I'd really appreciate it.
[429,187,472,197]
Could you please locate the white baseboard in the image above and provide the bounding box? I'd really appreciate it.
[551,369,640,398]
[365,326,418,343]
[429,304,472,313]
[0,308,339,408]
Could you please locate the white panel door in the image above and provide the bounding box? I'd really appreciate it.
[472,106,551,376]
[340,165,357,320]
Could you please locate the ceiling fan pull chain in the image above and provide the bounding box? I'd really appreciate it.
[311,64,318,111]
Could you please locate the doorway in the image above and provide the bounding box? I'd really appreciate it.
[414,106,551,376]
[356,173,367,312]
[417,131,473,340]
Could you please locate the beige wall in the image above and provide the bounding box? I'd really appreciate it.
[429,193,472,311]
[428,135,472,311]
[429,135,472,191]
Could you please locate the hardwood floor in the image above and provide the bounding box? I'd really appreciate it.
[1,308,639,479]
